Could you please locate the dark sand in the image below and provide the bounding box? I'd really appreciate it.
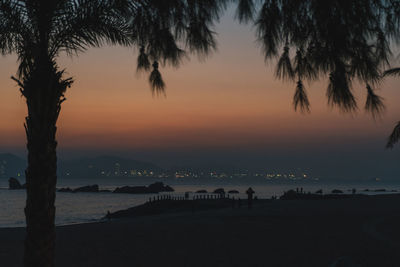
[1,194,400,267]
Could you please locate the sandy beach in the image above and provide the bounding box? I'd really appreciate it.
[1,194,400,267]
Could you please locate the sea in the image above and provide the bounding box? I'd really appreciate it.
[1,177,399,228]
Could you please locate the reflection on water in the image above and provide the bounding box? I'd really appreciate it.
[1,177,399,228]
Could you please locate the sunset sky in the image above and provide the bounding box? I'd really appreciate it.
[0,8,399,179]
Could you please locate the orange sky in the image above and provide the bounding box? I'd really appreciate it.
[0,12,399,173]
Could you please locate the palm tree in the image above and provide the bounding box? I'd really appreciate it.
[1,0,398,266]
[0,0,227,266]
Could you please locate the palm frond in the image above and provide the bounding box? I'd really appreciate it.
[375,30,391,67]
[235,0,255,23]
[255,1,281,60]
[327,64,358,112]
[149,61,165,95]
[294,48,318,81]
[50,0,132,57]
[275,46,294,81]
[147,27,186,67]
[349,43,381,84]
[185,19,217,57]
[387,122,400,149]
[0,0,30,56]
[365,84,385,119]
[383,67,400,77]
[293,80,310,113]
[136,46,150,73]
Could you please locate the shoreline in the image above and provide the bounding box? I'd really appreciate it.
[2,192,400,230]
[1,194,400,266]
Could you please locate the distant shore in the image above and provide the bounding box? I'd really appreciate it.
[1,193,400,266]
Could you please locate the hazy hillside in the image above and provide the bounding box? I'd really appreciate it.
[58,156,162,178]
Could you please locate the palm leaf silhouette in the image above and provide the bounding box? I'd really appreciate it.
[327,65,357,112]
[275,46,294,80]
[235,0,255,23]
[293,80,310,113]
[149,61,165,95]
[365,84,385,119]
[387,122,400,149]
[137,46,151,72]
[383,68,400,77]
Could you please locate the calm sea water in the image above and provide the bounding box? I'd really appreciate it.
[1,177,399,228]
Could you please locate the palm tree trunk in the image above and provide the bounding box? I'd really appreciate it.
[18,59,72,267]
[24,117,58,267]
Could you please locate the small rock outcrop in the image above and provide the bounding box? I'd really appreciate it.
[331,189,343,194]
[114,182,174,194]
[148,182,174,192]
[8,177,26,190]
[114,186,149,194]
[374,189,386,192]
[73,185,99,193]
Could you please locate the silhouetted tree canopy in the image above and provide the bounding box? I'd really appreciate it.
[3,0,399,105]
[0,0,231,95]
[236,0,400,116]
[129,0,232,94]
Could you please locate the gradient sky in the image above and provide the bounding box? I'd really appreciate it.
[0,8,399,179]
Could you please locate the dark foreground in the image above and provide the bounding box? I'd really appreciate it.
[1,194,400,267]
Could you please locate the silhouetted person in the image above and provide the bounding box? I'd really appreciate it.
[238,198,242,208]
[246,187,255,209]
[352,188,356,195]
[300,187,303,194]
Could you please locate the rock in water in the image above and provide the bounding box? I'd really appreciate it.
[114,186,149,194]
[73,185,99,193]
[148,182,174,192]
[8,177,26,190]
[331,189,343,194]
[113,182,175,194]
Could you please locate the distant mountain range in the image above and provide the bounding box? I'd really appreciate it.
[0,153,162,179]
